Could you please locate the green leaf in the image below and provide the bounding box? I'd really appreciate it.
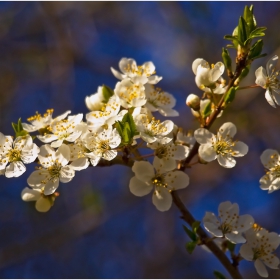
[183,225,197,241]
[248,39,263,60]
[102,85,114,103]
[127,113,137,136]
[224,87,236,105]
[243,5,255,33]
[115,121,123,136]
[122,122,131,144]
[226,240,236,253]
[222,48,232,71]
[185,241,197,254]
[191,221,201,234]
[239,65,250,81]
[202,100,211,118]
[237,16,248,45]
[213,270,227,279]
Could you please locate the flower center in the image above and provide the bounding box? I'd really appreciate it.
[253,247,266,260]
[213,135,236,156]
[155,146,168,159]
[219,222,233,234]
[7,148,21,162]
[48,162,62,180]
[142,117,168,137]
[27,109,53,122]
[267,68,280,90]
[99,140,110,152]
[152,175,167,188]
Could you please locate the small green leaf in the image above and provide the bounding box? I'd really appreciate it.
[115,121,123,136]
[127,113,137,136]
[248,39,263,60]
[202,100,211,118]
[185,241,197,254]
[222,48,232,71]
[237,16,248,45]
[183,225,197,241]
[224,87,236,105]
[226,240,236,253]
[122,122,131,144]
[213,270,227,279]
[191,221,201,234]
[239,65,250,81]
[102,85,114,103]
[243,5,255,33]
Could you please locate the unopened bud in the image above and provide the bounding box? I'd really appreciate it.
[186,94,200,111]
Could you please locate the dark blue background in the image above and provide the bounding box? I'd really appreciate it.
[0,2,280,278]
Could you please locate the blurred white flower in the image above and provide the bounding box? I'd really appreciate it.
[129,157,189,211]
[111,57,162,85]
[194,122,248,168]
[240,228,280,277]
[85,86,106,111]
[255,55,280,108]
[203,201,254,244]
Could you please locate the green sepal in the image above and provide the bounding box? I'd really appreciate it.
[102,85,114,103]
[239,65,250,81]
[243,5,255,33]
[202,100,211,119]
[213,270,227,279]
[248,39,263,60]
[12,118,29,138]
[224,35,241,48]
[237,16,248,45]
[226,240,236,253]
[192,221,201,234]
[185,240,197,254]
[183,225,197,241]
[224,87,237,105]
[222,48,232,71]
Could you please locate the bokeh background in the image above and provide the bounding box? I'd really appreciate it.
[0,1,280,278]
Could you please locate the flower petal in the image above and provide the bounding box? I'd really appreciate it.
[225,233,246,244]
[265,89,276,108]
[255,66,267,88]
[194,128,214,144]
[254,259,268,278]
[21,187,41,201]
[5,161,26,178]
[35,197,52,212]
[260,149,279,167]
[44,180,59,195]
[199,144,217,162]
[129,176,153,197]
[240,244,254,261]
[60,166,75,183]
[217,154,236,168]
[232,141,248,157]
[218,122,237,138]
[165,170,189,190]
[132,161,154,182]
[152,187,172,211]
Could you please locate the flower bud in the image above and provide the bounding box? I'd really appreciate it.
[186,94,200,111]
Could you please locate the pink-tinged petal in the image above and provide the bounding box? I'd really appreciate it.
[55,144,70,166]
[225,233,246,244]
[199,144,217,162]
[60,166,75,183]
[255,66,267,88]
[165,170,189,190]
[194,128,214,144]
[5,161,26,178]
[232,141,248,157]
[70,158,89,171]
[239,244,254,261]
[132,161,154,182]
[27,170,46,188]
[37,134,58,143]
[217,154,236,168]
[265,89,276,108]
[254,259,268,278]
[44,180,59,195]
[21,187,41,201]
[218,122,237,138]
[152,187,172,212]
[35,197,52,212]
[129,176,153,197]
[263,254,280,269]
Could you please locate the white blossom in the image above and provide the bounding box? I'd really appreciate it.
[240,228,280,277]
[144,84,179,116]
[192,58,226,94]
[83,127,121,166]
[111,57,162,85]
[21,186,58,212]
[37,113,86,148]
[134,114,174,144]
[0,134,39,178]
[129,157,189,211]
[22,109,71,133]
[194,122,248,168]
[259,149,280,193]
[203,201,254,244]
[27,144,75,195]
[255,55,280,108]
[147,141,189,171]
[115,79,147,108]
[85,86,107,111]
[86,95,121,132]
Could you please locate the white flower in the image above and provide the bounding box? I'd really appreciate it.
[86,95,121,132]
[203,201,254,244]
[111,57,162,85]
[22,109,71,133]
[129,157,189,211]
[144,84,179,116]
[37,113,86,148]
[255,55,280,108]
[115,79,147,108]
[186,93,200,111]
[69,139,91,171]
[147,141,189,171]
[192,58,226,94]
[240,228,280,278]
[175,128,196,149]
[27,144,75,195]
[21,187,58,212]
[85,86,106,111]
[134,114,174,144]
[83,127,121,166]
[259,149,280,193]
[0,134,40,178]
[194,122,248,168]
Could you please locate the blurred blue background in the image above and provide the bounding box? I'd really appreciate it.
[0,2,280,278]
